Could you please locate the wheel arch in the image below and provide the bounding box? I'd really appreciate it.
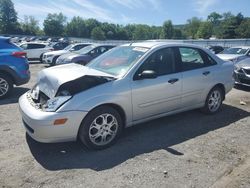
[77,103,127,138]
[87,103,127,128]
[212,83,226,101]
[0,68,15,84]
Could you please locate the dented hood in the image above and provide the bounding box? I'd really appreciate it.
[37,63,115,98]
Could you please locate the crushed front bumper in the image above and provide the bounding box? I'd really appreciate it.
[18,92,88,143]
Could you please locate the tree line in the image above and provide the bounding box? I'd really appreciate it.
[1,0,250,40]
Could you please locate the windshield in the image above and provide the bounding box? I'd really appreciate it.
[220,47,248,55]
[64,44,73,51]
[76,45,95,54]
[86,46,149,77]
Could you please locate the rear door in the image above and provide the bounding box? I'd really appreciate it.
[177,47,217,108]
[131,47,182,121]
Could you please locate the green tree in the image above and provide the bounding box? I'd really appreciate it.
[185,17,202,39]
[236,18,250,38]
[173,28,185,39]
[114,25,128,40]
[0,0,19,34]
[124,24,137,40]
[85,18,101,38]
[43,13,66,36]
[150,26,162,39]
[91,27,106,40]
[160,20,174,39]
[65,16,87,37]
[21,16,40,35]
[207,12,222,25]
[132,24,151,40]
[219,12,243,39]
[196,21,213,39]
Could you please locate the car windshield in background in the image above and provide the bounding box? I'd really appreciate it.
[64,44,73,51]
[86,46,149,77]
[220,48,248,55]
[76,45,95,54]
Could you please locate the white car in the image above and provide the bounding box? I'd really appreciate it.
[42,43,90,65]
[19,42,54,62]
[217,46,250,63]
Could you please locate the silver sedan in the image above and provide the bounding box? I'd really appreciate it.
[19,42,234,149]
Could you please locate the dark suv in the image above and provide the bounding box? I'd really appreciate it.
[0,37,30,99]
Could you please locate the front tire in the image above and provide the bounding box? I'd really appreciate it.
[0,73,13,99]
[201,87,223,114]
[78,106,123,150]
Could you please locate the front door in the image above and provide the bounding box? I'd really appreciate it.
[131,47,182,121]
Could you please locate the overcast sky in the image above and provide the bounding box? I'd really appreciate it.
[12,0,250,27]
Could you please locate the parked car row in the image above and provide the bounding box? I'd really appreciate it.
[54,44,115,66]
[42,43,91,65]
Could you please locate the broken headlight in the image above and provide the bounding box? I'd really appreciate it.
[43,96,72,112]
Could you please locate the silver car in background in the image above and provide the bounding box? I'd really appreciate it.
[19,42,234,150]
[234,58,250,87]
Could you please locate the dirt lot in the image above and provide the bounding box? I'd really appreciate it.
[0,64,249,188]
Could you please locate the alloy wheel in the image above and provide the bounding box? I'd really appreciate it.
[0,78,9,97]
[89,113,118,146]
[208,90,222,112]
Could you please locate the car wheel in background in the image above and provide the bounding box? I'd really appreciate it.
[51,56,59,66]
[78,106,123,150]
[201,86,223,114]
[40,53,44,63]
[0,73,13,99]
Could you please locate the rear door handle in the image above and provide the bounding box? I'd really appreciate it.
[168,78,179,84]
[203,71,210,76]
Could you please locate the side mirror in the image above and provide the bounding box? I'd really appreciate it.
[137,70,157,80]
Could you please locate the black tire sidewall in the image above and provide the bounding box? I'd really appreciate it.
[40,53,44,63]
[0,73,13,99]
[78,106,123,150]
[51,56,59,66]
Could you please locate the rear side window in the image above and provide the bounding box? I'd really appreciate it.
[73,44,88,51]
[137,47,176,76]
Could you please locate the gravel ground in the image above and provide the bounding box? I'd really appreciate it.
[0,64,249,188]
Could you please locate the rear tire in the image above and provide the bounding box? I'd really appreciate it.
[201,87,223,114]
[0,73,13,99]
[78,106,123,150]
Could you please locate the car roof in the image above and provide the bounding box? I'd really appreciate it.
[0,37,10,41]
[122,41,205,49]
[20,42,49,45]
[90,43,116,47]
[229,46,250,49]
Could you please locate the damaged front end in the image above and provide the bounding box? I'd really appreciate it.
[28,75,114,112]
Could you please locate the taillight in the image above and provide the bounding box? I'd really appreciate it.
[12,51,27,58]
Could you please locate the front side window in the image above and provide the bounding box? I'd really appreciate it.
[179,47,205,71]
[137,47,176,76]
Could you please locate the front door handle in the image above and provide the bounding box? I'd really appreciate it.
[168,78,179,84]
[203,71,210,76]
